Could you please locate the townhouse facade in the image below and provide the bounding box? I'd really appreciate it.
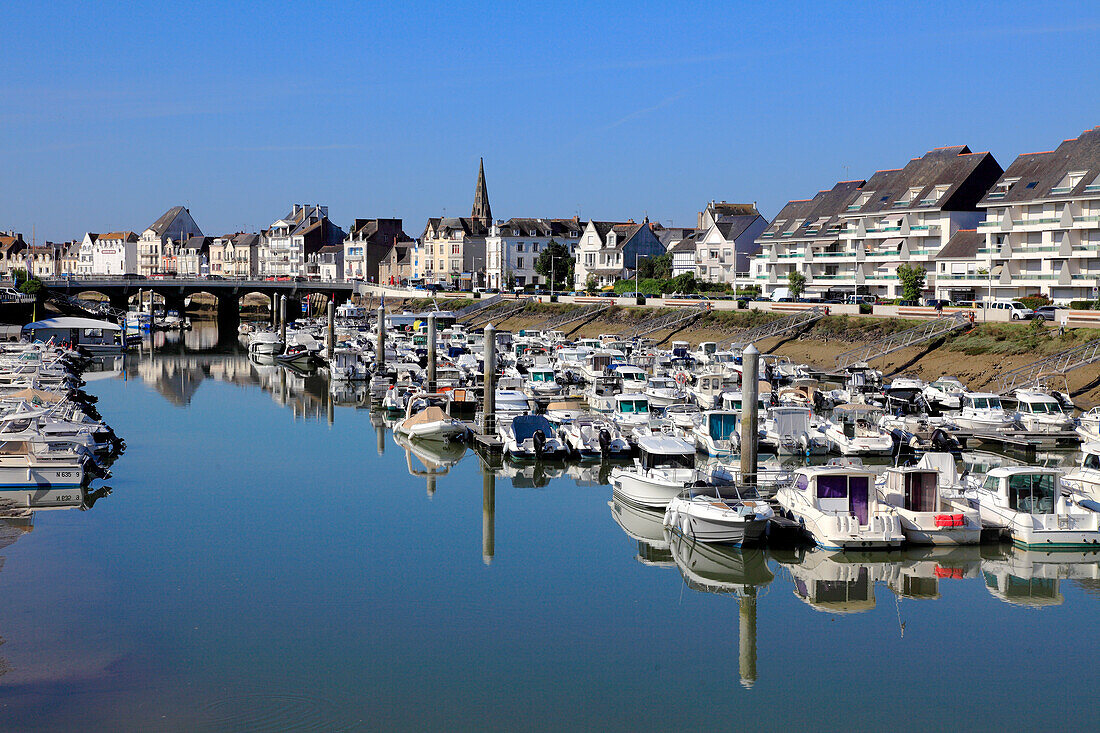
[209,233,261,278]
[572,219,666,289]
[26,242,69,278]
[0,232,28,278]
[485,217,584,289]
[306,245,343,281]
[259,204,346,278]
[955,126,1100,304]
[378,240,419,286]
[753,146,1003,300]
[343,218,414,282]
[78,231,138,275]
[138,206,203,276]
[421,217,489,287]
[692,210,768,286]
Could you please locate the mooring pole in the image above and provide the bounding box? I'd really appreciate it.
[739,343,760,486]
[482,323,496,435]
[279,295,287,344]
[426,312,437,393]
[326,299,335,360]
[375,305,385,371]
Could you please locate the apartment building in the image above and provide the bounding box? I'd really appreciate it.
[572,219,665,289]
[485,217,584,289]
[306,245,343,281]
[421,217,489,288]
[960,126,1100,304]
[0,231,28,278]
[378,240,419,286]
[259,204,346,278]
[209,233,261,278]
[754,146,1002,299]
[693,209,768,286]
[343,218,413,282]
[138,206,203,276]
[77,231,138,275]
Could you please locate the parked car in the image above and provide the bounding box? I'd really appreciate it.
[988,300,1035,320]
[924,298,952,308]
[122,273,144,280]
[206,274,225,280]
[897,299,920,307]
[1033,305,1059,321]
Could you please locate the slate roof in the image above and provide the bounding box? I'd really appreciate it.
[935,229,982,260]
[843,146,1003,215]
[715,214,763,241]
[495,217,585,238]
[762,181,866,243]
[97,231,137,241]
[978,126,1100,206]
[709,202,759,218]
[148,206,186,235]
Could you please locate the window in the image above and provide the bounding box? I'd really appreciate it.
[517,243,525,252]
[1007,473,1056,514]
[516,257,524,269]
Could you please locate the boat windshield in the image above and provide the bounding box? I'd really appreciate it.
[618,399,649,414]
[643,452,694,471]
[1007,473,1056,514]
[708,413,739,440]
[530,372,553,382]
[1084,453,1100,469]
[1026,401,1062,414]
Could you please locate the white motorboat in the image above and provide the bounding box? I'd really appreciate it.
[775,461,905,551]
[494,386,531,421]
[644,376,688,409]
[663,484,774,546]
[878,463,981,545]
[966,467,1100,549]
[499,414,567,460]
[0,439,87,488]
[1012,389,1075,434]
[922,376,966,412]
[691,372,737,411]
[559,415,630,459]
[610,435,716,509]
[953,392,1015,432]
[1061,442,1100,503]
[1076,407,1100,443]
[691,410,740,457]
[543,399,589,429]
[824,404,895,456]
[329,348,369,381]
[523,362,562,398]
[393,397,466,443]
[248,330,285,356]
[613,365,648,394]
[763,406,827,455]
[610,394,651,431]
[664,403,702,433]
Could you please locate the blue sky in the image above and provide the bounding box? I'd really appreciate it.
[3,1,1099,242]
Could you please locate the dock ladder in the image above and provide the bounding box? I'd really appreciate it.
[831,312,970,372]
[995,338,1100,394]
[722,306,827,350]
[537,301,613,332]
[623,303,709,339]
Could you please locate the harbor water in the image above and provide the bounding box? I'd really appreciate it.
[0,325,1096,730]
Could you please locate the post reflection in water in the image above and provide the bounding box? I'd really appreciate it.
[483,466,495,566]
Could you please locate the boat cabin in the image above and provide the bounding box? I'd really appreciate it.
[793,463,879,525]
[979,467,1059,515]
[614,394,650,417]
[881,467,942,513]
[637,435,695,471]
[22,317,126,354]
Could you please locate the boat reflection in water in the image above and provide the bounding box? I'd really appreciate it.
[980,546,1100,607]
[666,533,773,688]
[393,432,467,498]
[609,495,675,568]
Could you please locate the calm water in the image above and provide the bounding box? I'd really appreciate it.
[0,325,1096,731]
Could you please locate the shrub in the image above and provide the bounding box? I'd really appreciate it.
[1069,300,1095,310]
[859,303,873,315]
[1019,295,1051,310]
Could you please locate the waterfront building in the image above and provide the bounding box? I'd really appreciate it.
[163,235,211,277]
[138,206,203,276]
[57,240,81,276]
[965,126,1100,304]
[306,245,343,281]
[572,218,666,289]
[422,159,493,288]
[343,219,414,282]
[377,240,420,285]
[0,231,28,278]
[485,217,584,289]
[209,233,261,279]
[753,146,1002,300]
[259,204,346,279]
[25,242,69,278]
[78,231,138,276]
[692,205,768,286]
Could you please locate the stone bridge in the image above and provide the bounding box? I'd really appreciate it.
[42,277,356,329]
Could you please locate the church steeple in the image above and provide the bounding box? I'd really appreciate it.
[471,157,491,224]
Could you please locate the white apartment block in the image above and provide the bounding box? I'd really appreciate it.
[753,146,1003,300]
[953,126,1100,304]
[209,233,261,278]
[78,231,138,275]
[259,204,345,278]
[485,218,583,289]
[138,206,202,276]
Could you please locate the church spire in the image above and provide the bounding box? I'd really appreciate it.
[471,157,491,224]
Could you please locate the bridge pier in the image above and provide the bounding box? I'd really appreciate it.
[216,293,241,336]
[108,293,131,313]
[165,293,187,316]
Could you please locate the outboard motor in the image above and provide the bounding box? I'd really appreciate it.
[533,429,546,456]
[930,427,960,453]
[598,429,612,456]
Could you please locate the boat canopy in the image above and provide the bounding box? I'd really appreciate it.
[706,411,739,440]
[637,435,694,456]
[22,317,121,332]
[510,415,554,441]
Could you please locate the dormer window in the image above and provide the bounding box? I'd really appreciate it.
[848,192,873,211]
[988,178,1018,200]
[1054,171,1087,194]
[921,184,950,206]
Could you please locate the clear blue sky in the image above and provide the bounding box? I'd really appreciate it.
[4,1,1099,242]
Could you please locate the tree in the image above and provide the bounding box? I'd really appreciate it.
[17,277,44,298]
[636,252,672,280]
[668,272,697,294]
[584,274,598,294]
[897,263,927,302]
[534,240,574,291]
[504,270,517,290]
[787,270,806,299]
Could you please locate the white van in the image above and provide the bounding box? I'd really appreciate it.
[987,301,1034,320]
